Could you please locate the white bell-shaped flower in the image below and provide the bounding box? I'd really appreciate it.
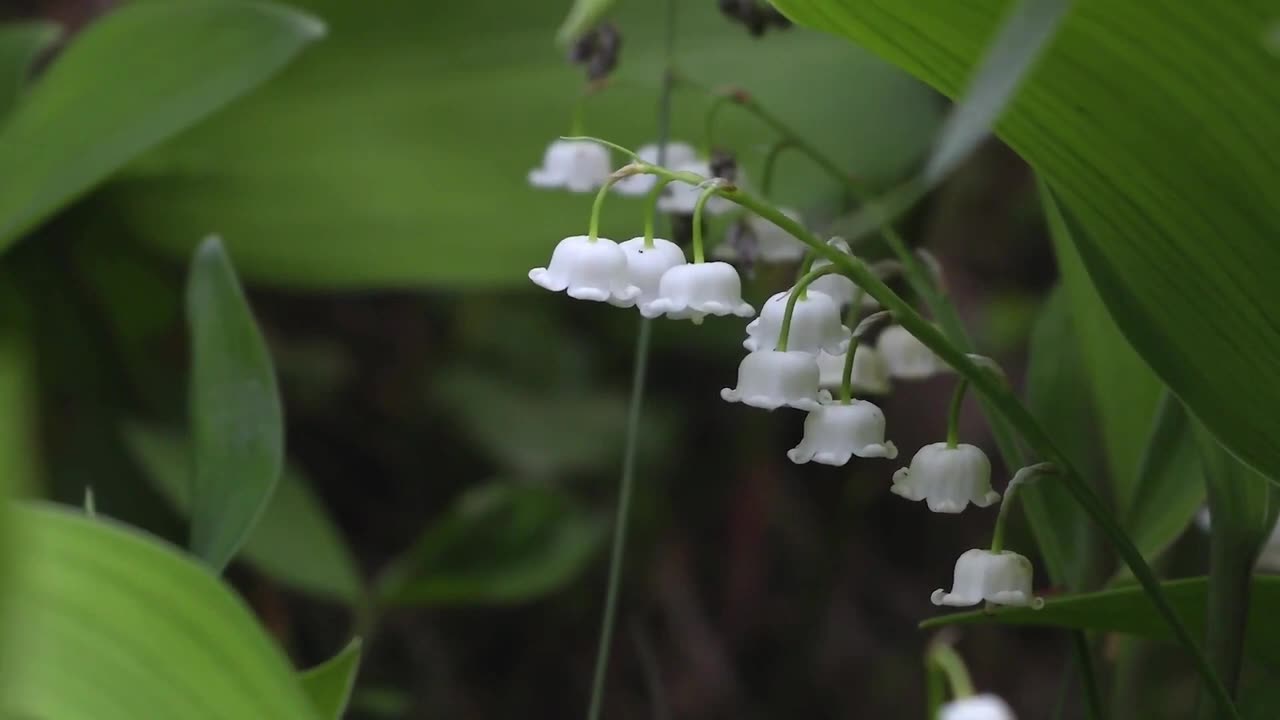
[787,400,898,466]
[940,694,1017,720]
[932,549,1040,608]
[612,142,698,196]
[721,350,829,411]
[657,160,739,215]
[529,235,641,307]
[816,346,891,395]
[891,442,999,513]
[619,238,686,305]
[810,238,879,309]
[715,208,806,262]
[527,139,612,192]
[640,262,754,322]
[743,290,849,355]
[878,324,948,379]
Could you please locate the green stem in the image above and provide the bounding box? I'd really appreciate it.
[760,138,794,198]
[946,377,968,449]
[643,177,676,248]
[838,290,866,405]
[702,92,734,158]
[990,463,1053,554]
[775,265,838,352]
[690,182,720,263]
[587,176,621,242]
[928,643,975,700]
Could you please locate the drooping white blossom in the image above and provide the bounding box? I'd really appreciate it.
[877,324,948,380]
[787,400,898,466]
[939,694,1017,720]
[743,290,849,355]
[527,139,612,192]
[810,238,879,309]
[619,238,686,305]
[657,160,740,215]
[612,142,698,196]
[891,442,999,513]
[721,350,829,411]
[640,262,754,322]
[529,235,641,307]
[816,346,891,395]
[932,549,1040,608]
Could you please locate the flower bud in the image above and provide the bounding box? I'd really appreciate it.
[891,442,999,513]
[932,549,1040,609]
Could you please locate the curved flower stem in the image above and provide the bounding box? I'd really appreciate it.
[990,463,1055,554]
[643,177,676,248]
[690,183,721,263]
[760,138,795,198]
[946,377,969,449]
[587,176,622,242]
[702,91,736,158]
[609,161,1236,719]
[838,289,867,405]
[775,265,838,352]
[928,642,975,700]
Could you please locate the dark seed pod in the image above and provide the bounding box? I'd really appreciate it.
[709,150,739,183]
[567,23,622,82]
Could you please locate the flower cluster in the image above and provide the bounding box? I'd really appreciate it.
[527,137,1046,612]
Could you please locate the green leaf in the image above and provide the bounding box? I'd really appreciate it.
[0,21,60,120]
[769,0,1280,485]
[556,0,615,46]
[1122,393,1205,573]
[920,575,1280,667]
[0,502,318,720]
[1020,285,1098,589]
[299,638,363,720]
[121,422,362,603]
[376,481,605,607]
[187,236,284,572]
[0,0,324,251]
[99,0,941,288]
[923,0,1069,182]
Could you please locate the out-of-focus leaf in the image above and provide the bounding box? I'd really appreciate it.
[1042,181,1160,510]
[0,503,318,720]
[921,575,1280,667]
[186,236,284,572]
[771,0,1280,486]
[922,0,1070,182]
[101,0,941,288]
[299,638,362,720]
[0,1,324,251]
[1120,394,1204,574]
[121,422,362,603]
[0,21,60,119]
[0,282,37,644]
[556,0,615,45]
[376,481,605,607]
[1020,285,1097,589]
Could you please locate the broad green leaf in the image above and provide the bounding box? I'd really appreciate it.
[0,503,318,720]
[300,638,363,719]
[770,0,1280,484]
[1122,394,1205,574]
[923,0,1070,182]
[187,236,284,572]
[920,575,1280,667]
[0,21,60,120]
[101,0,941,288]
[556,0,616,46]
[1020,285,1098,589]
[376,481,605,607]
[0,1,324,251]
[122,422,362,603]
[0,282,37,640]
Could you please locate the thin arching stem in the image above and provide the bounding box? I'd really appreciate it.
[946,377,969,449]
[928,643,975,701]
[690,183,720,263]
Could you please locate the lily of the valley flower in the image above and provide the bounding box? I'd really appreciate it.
[878,324,948,380]
[931,548,1041,608]
[940,694,1017,720]
[619,238,686,305]
[744,289,849,355]
[809,238,879,309]
[529,235,641,306]
[640,261,754,322]
[816,346,891,395]
[891,442,999,513]
[657,160,740,215]
[787,400,897,466]
[528,139,612,192]
[716,208,807,262]
[612,142,698,196]
[721,350,829,410]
